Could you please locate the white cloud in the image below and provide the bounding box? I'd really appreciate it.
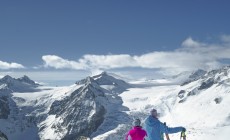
[0,60,25,69]
[221,35,230,43]
[181,37,205,48]
[41,36,230,76]
[42,55,88,70]
[81,54,138,69]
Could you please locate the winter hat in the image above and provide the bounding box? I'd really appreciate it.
[133,118,141,126]
[150,108,158,117]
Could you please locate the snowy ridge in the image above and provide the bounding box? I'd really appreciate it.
[0,68,230,140]
[0,75,39,93]
[39,72,131,140]
[17,75,38,86]
[0,75,41,140]
[76,72,131,93]
[0,130,8,140]
[40,77,107,140]
[181,69,207,86]
[118,66,230,140]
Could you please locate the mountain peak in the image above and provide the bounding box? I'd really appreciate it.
[101,71,108,75]
[75,72,131,93]
[0,75,15,83]
[76,76,96,85]
[92,71,108,79]
[17,75,37,85]
[0,75,39,93]
[189,69,207,79]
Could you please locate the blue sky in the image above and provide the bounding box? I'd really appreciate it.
[1,0,230,85]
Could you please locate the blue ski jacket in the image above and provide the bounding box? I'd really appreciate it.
[144,115,184,140]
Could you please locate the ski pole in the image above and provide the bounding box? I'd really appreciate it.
[164,122,170,140]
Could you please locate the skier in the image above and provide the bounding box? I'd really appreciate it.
[144,109,186,140]
[125,118,147,140]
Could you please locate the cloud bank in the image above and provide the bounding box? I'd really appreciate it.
[0,60,25,70]
[41,36,230,75]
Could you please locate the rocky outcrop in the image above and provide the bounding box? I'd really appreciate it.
[179,66,230,103]
[198,78,215,90]
[0,75,39,93]
[76,72,131,93]
[49,77,107,139]
[17,75,38,86]
[0,96,10,119]
[0,131,8,140]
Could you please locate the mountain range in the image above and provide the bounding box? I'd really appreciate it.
[0,66,230,140]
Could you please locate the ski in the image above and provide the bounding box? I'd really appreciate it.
[180,131,186,140]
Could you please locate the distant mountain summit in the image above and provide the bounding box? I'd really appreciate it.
[181,69,207,85]
[189,69,207,79]
[17,75,38,85]
[0,75,39,93]
[92,72,129,86]
[178,66,230,103]
[0,75,40,121]
[76,72,131,93]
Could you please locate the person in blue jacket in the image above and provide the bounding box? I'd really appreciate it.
[144,108,186,140]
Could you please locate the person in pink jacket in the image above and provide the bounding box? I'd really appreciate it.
[125,118,147,140]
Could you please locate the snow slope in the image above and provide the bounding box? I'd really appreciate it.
[0,84,80,140]
[1,67,230,140]
[115,67,230,140]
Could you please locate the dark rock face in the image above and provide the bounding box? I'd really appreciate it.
[0,96,10,119]
[49,77,107,139]
[47,73,131,139]
[0,131,8,140]
[214,97,222,104]
[17,75,38,86]
[198,78,215,90]
[187,89,198,96]
[178,98,186,103]
[178,90,186,98]
[62,105,106,140]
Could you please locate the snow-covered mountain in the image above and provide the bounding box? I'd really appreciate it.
[0,68,230,140]
[0,75,40,140]
[0,72,131,140]
[0,130,8,140]
[0,75,39,120]
[39,72,131,140]
[41,77,107,140]
[119,66,230,140]
[0,75,39,93]
[181,69,207,86]
[76,72,131,92]
[17,75,38,86]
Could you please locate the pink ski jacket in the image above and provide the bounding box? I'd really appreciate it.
[125,126,147,140]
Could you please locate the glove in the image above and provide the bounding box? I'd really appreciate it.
[182,127,186,132]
